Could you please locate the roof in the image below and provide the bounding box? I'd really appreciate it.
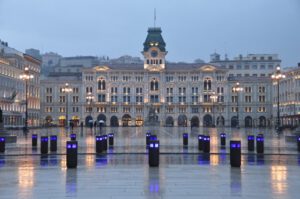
[143,27,166,52]
[82,63,227,72]
[227,76,272,83]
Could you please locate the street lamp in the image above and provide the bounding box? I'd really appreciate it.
[86,92,94,128]
[271,66,285,132]
[20,66,34,133]
[210,92,218,127]
[233,82,243,128]
[62,83,72,128]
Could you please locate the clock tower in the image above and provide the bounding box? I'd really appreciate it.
[142,27,167,71]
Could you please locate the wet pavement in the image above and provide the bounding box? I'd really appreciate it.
[0,127,300,198]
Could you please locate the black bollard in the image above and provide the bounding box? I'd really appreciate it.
[298,136,300,152]
[230,141,241,167]
[0,137,5,153]
[256,134,264,154]
[146,132,151,146]
[183,133,188,146]
[66,141,78,168]
[70,133,76,141]
[220,133,226,146]
[203,136,210,153]
[96,135,103,153]
[50,135,57,152]
[108,133,114,146]
[247,135,255,151]
[40,136,49,154]
[198,135,204,151]
[32,134,38,147]
[103,135,108,151]
[149,140,159,167]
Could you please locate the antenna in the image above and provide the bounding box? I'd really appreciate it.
[154,8,156,27]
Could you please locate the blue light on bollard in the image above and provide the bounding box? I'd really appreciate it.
[66,141,78,168]
[108,133,114,146]
[297,136,300,152]
[150,135,157,141]
[230,140,241,167]
[70,134,76,141]
[220,133,226,146]
[50,135,57,152]
[256,135,264,154]
[183,133,188,146]
[149,140,159,167]
[32,134,38,147]
[198,135,204,151]
[0,137,5,153]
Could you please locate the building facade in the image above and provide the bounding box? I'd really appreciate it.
[210,53,281,78]
[273,65,300,127]
[0,41,41,128]
[40,27,276,128]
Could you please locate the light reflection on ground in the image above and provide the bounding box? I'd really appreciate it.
[0,127,299,198]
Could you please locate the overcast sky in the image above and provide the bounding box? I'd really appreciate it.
[0,0,299,66]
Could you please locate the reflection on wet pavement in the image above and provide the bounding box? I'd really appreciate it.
[0,127,299,198]
[0,154,299,198]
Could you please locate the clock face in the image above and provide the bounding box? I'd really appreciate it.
[151,50,158,58]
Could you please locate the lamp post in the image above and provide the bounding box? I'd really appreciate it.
[86,92,94,128]
[271,66,285,132]
[62,83,72,128]
[20,66,34,133]
[233,82,243,128]
[210,92,218,127]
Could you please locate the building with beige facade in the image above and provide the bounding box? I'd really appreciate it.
[0,41,41,128]
[40,27,277,128]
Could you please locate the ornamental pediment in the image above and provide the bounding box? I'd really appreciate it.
[94,65,110,71]
[144,65,164,72]
[199,65,216,72]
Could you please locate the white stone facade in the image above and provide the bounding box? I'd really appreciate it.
[274,66,300,126]
[0,51,41,128]
[40,27,275,128]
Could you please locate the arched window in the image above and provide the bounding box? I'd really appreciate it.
[204,78,212,91]
[98,79,106,90]
[150,78,159,91]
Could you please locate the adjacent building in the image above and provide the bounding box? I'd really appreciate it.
[274,64,300,127]
[0,41,41,128]
[210,53,281,78]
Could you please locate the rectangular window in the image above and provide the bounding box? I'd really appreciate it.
[72,96,79,103]
[98,94,106,102]
[46,96,52,103]
[46,88,52,94]
[111,107,118,113]
[259,95,265,102]
[231,96,237,103]
[150,95,159,103]
[166,96,173,103]
[59,96,65,103]
[258,86,265,93]
[245,96,251,103]
[192,108,199,113]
